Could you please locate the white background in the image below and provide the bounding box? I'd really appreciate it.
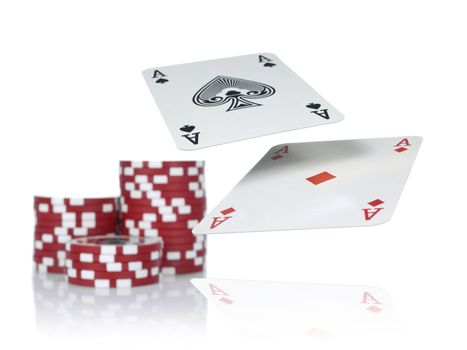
[0,1,466,349]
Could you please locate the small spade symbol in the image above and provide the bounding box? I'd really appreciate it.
[264,62,276,67]
[156,78,169,84]
[306,103,321,109]
[180,125,195,133]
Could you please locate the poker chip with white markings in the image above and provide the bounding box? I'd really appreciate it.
[34,196,118,206]
[122,212,204,224]
[164,248,206,261]
[121,181,205,192]
[61,234,162,287]
[66,266,160,280]
[161,265,204,275]
[119,160,207,275]
[33,262,65,274]
[66,250,161,263]
[121,203,205,215]
[162,256,205,267]
[121,189,206,200]
[34,202,117,214]
[121,196,207,209]
[66,235,163,255]
[67,275,160,288]
[122,219,200,231]
[65,259,161,272]
[33,196,119,275]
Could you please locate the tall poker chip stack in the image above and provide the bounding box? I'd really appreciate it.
[119,161,207,275]
[33,197,119,273]
[65,235,163,288]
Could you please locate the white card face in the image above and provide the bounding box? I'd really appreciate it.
[191,278,397,341]
[193,136,422,234]
[143,53,344,150]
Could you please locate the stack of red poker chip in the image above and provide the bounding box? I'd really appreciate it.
[33,196,119,274]
[119,161,207,275]
[65,235,163,288]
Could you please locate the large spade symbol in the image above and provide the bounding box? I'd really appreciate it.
[192,76,276,112]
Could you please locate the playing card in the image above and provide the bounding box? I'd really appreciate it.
[193,136,422,234]
[191,278,398,341]
[143,53,344,150]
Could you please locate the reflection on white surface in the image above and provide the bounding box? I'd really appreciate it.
[33,272,207,344]
[192,278,401,348]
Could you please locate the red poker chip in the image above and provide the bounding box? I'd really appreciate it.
[33,255,65,267]
[34,196,118,206]
[161,257,204,267]
[34,263,65,274]
[34,202,118,214]
[120,197,206,208]
[119,168,205,177]
[35,226,117,236]
[34,233,74,244]
[34,249,66,258]
[120,189,206,200]
[161,265,204,275]
[66,266,159,280]
[122,220,199,230]
[163,241,205,251]
[120,160,204,168]
[35,212,119,222]
[120,227,203,238]
[121,181,204,192]
[121,212,204,224]
[34,219,118,229]
[65,259,161,272]
[164,248,206,256]
[120,174,204,184]
[163,249,206,261]
[66,235,163,255]
[158,235,204,245]
[34,241,66,251]
[66,250,161,263]
[121,205,205,216]
[120,227,199,236]
[67,275,160,288]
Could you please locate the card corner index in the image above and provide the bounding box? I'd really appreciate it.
[258,52,278,58]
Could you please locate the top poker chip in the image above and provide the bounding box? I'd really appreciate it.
[34,196,118,206]
[66,235,163,255]
[119,161,205,169]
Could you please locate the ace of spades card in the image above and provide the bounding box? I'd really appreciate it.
[142,53,344,150]
[193,136,422,234]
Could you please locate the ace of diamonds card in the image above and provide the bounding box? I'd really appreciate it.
[143,53,344,150]
[193,136,422,234]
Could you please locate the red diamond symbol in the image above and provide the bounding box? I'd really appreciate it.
[306,171,336,185]
[368,199,384,207]
[394,147,408,153]
[271,154,283,160]
[366,305,383,313]
[220,207,235,216]
[219,297,234,305]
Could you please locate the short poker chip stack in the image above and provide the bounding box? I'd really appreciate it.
[65,235,163,288]
[119,161,207,275]
[33,197,119,273]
